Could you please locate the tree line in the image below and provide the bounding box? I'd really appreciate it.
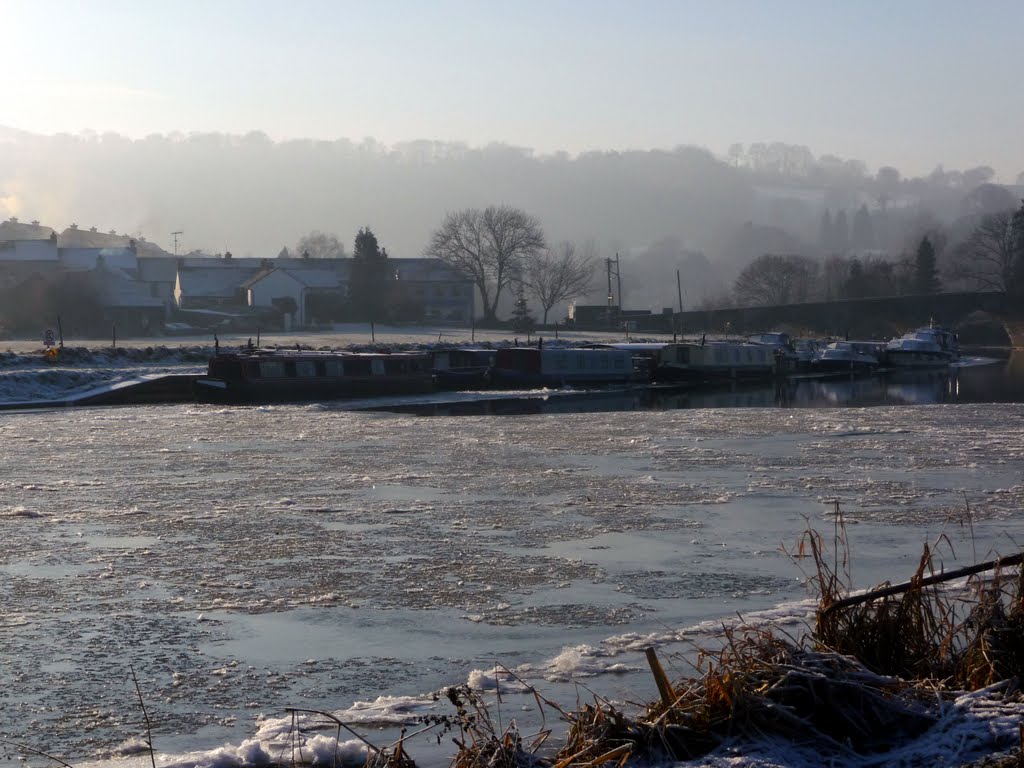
[289,208,597,326]
[725,199,1024,308]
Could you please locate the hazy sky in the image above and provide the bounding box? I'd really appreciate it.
[2,0,1022,180]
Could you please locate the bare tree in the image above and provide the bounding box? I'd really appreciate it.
[733,254,819,306]
[294,230,346,259]
[520,240,597,325]
[426,205,545,323]
[950,210,1018,292]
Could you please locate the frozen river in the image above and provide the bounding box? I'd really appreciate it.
[3,392,1024,766]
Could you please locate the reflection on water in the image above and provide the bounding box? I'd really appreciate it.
[371,353,1023,416]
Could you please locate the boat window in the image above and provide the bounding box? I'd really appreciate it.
[209,358,242,378]
[614,356,624,369]
[346,358,372,376]
[259,360,287,378]
[372,358,386,376]
[384,358,406,375]
[324,359,344,376]
[601,355,610,369]
[295,361,317,378]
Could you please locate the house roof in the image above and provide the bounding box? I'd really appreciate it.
[288,266,349,287]
[137,256,179,282]
[241,266,347,290]
[176,265,260,298]
[0,220,56,241]
[176,256,467,299]
[60,247,139,271]
[94,268,165,308]
[391,257,470,282]
[57,228,169,257]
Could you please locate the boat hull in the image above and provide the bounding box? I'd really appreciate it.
[487,369,635,388]
[432,367,493,390]
[809,359,878,375]
[194,374,434,403]
[884,351,953,368]
[654,363,776,383]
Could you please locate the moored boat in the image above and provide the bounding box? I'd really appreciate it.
[488,346,638,388]
[810,341,880,374]
[654,341,779,383]
[194,348,434,403]
[748,331,802,374]
[431,348,497,390]
[884,326,959,368]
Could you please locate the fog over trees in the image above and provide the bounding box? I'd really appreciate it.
[1,127,1021,314]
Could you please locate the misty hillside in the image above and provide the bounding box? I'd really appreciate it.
[0,128,1019,310]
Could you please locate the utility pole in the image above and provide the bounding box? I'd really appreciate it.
[676,269,684,337]
[615,252,622,320]
[605,255,622,330]
[171,231,183,256]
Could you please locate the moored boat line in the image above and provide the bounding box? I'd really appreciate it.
[0,324,975,409]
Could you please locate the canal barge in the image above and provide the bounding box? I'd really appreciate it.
[488,346,638,388]
[654,341,780,383]
[432,348,497,390]
[194,348,434,403]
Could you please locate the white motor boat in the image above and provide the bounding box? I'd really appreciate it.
[810,341,880,374]
[884,326,959,368]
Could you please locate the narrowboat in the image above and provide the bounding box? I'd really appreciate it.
[654,341,779,383]
[748,331,802,374]
[488,346,638,388]
[590,342,668,381]
[194,348,435,403]
[431,348,497,390]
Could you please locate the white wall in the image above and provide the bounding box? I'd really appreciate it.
[247,270,306,326]
[0,239,59,262]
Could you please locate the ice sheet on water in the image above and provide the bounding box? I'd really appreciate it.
[4,401,1024,767]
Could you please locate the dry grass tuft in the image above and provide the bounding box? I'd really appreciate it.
[808,505,1024,691]
[420,683,552,768]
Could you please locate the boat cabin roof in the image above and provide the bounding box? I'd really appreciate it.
[216,348,429,361]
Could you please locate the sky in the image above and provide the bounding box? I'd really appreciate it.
[1,0,1022,180]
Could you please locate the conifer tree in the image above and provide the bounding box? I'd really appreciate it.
[914,236,942,294]
[511,284,536,335]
